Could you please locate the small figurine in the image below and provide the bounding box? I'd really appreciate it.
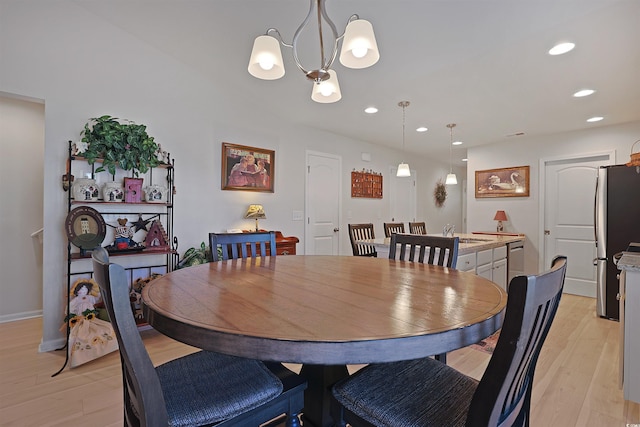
[114,218,134,249]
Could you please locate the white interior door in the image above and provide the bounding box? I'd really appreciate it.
[543,154,612,297]
[305,152,341,255]
[389,167,416,224]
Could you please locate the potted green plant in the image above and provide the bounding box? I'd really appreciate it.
[79,115,161,177]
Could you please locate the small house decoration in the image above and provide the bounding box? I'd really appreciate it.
[124,177,144,203]
[144,220,169,251]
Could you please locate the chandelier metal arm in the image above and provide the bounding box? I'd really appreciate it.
[289,0,340,81]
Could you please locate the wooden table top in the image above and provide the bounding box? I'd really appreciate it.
[142,255,507,365]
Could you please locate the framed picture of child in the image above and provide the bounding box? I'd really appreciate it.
[221,142,275,192]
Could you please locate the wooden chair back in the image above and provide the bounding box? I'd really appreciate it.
[209,231,276,261]
[383,222,405,237]
[467,256,567,426]
[467,256,568,426]
[408,221,427,235]
[389,234,459,268]
[348,223,377,257]
[92,247,169,426]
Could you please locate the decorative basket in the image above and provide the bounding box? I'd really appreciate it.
[626,139,640,167]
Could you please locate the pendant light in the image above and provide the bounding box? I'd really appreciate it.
[397,101,411,177]
[445,123,458,185]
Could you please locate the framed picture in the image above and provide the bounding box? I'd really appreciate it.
[221,143,274,192]
[475,165,530,198]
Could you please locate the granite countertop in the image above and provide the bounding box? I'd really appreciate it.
[452,233,525,255]
[357,233,524,255]
[617,252,640,272]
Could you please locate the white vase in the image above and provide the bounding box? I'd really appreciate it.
[72,178,99,202]
[102,181,124,202]
[143,185,168,203]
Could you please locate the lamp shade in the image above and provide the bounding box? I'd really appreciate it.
[494,210,508,221]
[339,19,380,69]
[244,204,266,219]
[445,173,458,185]
[248,35,285,80]
[311,69,342,103]
[397,163,411,177]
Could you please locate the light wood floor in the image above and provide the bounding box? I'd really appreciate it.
[1,294,638,426]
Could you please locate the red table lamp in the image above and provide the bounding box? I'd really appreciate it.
[494,210,508,232]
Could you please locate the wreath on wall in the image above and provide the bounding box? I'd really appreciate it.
[434,179,447,207]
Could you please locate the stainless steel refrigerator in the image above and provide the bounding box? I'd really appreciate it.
[595,164,640,320]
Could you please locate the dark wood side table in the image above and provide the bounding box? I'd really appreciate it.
[242,230,299,255]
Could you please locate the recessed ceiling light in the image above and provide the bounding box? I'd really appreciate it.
[452,141,463,146]
[462,158,468,162]
[364,107,378,114]
[573,89,595,97]
[416,127,428,132]
[549,42,575,55]
[587,116,604,122]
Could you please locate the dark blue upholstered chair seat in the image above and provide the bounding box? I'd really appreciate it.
[332,357,478,427]
[157,351,283,427]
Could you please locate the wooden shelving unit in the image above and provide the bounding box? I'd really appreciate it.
[351,170,383,199]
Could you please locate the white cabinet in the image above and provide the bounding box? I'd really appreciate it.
[461,245,509,290]
[457,253,476,272]
[493,258,508,290]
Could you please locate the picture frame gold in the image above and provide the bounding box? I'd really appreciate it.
[475,165,530,198]
[221,142,274,192]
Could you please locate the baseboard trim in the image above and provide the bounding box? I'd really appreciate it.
[0,310,42,324]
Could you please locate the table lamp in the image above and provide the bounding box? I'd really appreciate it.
[244,204,266,231]
[494,210,507,232]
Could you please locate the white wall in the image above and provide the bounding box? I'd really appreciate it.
[0,1,462,350]
[0,94,44,321]
[467,120,640,275]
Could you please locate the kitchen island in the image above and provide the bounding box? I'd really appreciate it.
[356,233,525,290]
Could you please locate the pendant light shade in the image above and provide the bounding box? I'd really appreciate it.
[397,101,411,177]
[446,123,458,185]
[397,163,411,177]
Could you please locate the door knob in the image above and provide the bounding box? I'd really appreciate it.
[544,230,550,235]
[333,228,340,232]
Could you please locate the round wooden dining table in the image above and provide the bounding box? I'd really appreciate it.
[142,255,507,427]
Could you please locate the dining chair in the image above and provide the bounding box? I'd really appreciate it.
[408,221,427,235]
[389,233,459,268]
[383,222,405,238]
[348,223,377,257]
[209,231,277,261]
[331,256,568,427]
[91,247,306,427]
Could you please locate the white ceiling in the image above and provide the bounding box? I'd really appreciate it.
[77,0,640,165]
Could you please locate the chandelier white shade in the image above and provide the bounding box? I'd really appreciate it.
[311,69,342,103]
[445,173,458,185]
[247,0,379,103]
[248,35,285,80]
[339,19,380,69]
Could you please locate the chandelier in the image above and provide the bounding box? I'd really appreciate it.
[247,0,379,103]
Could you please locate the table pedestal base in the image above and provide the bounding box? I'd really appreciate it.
[300,364,349,427]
